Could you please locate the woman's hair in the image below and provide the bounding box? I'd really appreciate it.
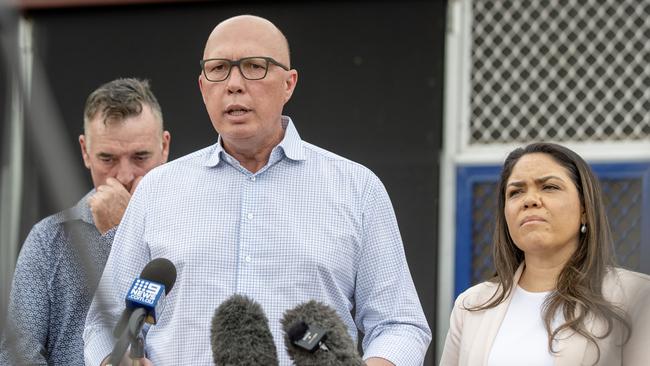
[470,142,630,361]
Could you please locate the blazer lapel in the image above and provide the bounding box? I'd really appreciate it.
[554,270,624,366]
[467,265,526,366]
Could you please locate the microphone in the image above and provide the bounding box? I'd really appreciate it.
[123,258,176,324]
[112,258,177,337]
[109,258,177,365]
[281,300,365,366]
[211,294,279,366]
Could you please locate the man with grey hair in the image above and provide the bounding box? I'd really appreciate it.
[0,78,171,365]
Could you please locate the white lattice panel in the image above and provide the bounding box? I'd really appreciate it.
[469,0,650,144]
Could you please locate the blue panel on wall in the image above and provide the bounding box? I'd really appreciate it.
[455,162,650,298]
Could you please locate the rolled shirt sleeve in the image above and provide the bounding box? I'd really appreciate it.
[355,173,432,365]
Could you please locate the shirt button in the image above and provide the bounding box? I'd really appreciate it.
[245,256,251,262]
[250,176,256,181]
[247,213,253,220]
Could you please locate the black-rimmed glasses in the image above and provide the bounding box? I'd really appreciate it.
[200,56,290,82]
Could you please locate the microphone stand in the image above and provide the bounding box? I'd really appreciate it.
[129,336,145,366]
[108,308,146,365]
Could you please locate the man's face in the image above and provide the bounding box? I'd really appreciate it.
[79,104,170,191]
[198,21,298,151]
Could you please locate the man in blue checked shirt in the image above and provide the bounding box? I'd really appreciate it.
[0,78,171,366]
[84,15,431,366]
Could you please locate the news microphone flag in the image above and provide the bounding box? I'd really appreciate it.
[287,321,329,352]
[109,258,176,365]
[125,278,166,325]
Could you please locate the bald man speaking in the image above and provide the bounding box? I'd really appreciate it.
[83,15,430,366]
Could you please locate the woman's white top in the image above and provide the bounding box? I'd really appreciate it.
[487,286,563,366]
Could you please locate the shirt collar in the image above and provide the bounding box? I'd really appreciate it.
[203,115,305,168]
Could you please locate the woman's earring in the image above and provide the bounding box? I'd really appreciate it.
[580,223,587,234]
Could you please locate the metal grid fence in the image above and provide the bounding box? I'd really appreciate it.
[469,0,650,144]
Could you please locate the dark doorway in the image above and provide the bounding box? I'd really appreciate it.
[24,1,446,363]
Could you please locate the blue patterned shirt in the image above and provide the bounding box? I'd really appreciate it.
[0,192,114,366]
[84,117,431,365]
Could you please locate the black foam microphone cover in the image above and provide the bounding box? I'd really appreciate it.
[139,257,177,294]
[211,294,279,366]
[281,300,365,366]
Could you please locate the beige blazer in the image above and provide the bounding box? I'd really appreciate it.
[439,265,650,366]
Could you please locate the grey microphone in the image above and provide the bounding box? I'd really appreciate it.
[281,300,365,366]
[211,294,279,366]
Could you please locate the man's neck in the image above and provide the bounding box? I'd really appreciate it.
[222,130,284,173]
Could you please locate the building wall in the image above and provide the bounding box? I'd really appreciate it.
[7,1,447,364]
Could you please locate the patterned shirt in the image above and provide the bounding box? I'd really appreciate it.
[84,117,431,365]
[0,192,114,366]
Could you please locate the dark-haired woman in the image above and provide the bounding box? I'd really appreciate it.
[440,142,650,366]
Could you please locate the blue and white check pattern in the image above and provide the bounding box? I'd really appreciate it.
[84,117,431,365]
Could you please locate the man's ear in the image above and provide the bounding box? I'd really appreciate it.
[161,131,171,163]
[198,74,208,104]
[79,135,91,169]
[283,69,298,103]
